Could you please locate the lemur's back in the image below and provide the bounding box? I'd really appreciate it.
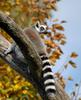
[24,27,46,55]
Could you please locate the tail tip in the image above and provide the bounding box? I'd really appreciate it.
[47,93,56,100]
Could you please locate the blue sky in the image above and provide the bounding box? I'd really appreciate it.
[52,0,81,95]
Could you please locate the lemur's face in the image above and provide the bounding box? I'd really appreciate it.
[35,21,47,33]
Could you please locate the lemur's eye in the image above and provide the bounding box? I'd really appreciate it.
[40,27,45,31]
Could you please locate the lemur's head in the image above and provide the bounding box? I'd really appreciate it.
[35,21,47,33]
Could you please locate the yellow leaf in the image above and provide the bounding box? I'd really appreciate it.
[22,90,28,94]
[14,84,20,90]
[53,24,64,31]
[54,33,65,40]
[52,18,59,22]
[70,52,78,58]
[60,40,66,45]
[16,0,20,5]
[44,40,58,48]
[68,76,73,81]
[0,82,3,88]
[44,0,49,4]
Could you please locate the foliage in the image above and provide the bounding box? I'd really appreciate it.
[0,64,41,100]
[0,0,79,99]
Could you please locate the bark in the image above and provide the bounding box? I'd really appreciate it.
[0,11,70,100]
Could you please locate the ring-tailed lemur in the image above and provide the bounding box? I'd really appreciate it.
[4,21,56,98]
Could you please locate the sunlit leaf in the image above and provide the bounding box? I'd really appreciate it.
[52,18,59,22]
[70,52,78,58]
[60,40,66,45]
[44,40,58,48]
[44,0,49,4]
[16,0,20,5]
[5,11,10,15]
[53,24,64,31]
[68,76,73,81]
[53,33,65,41]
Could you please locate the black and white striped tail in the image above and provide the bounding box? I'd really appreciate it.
[40,54,56,99]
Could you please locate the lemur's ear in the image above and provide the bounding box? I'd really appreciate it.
[35,21,40,28]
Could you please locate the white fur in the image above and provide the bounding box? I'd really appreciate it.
[44,79,55,85]
[45,86,56,91]
[35,21,47,33]
[42,59,50,64]
[43,72,53,78]
[42,65,52,71]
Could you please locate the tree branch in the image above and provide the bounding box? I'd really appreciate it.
[0,35,48,100]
